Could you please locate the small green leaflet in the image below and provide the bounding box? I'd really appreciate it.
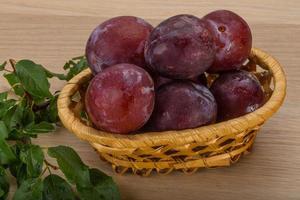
[0,167,9,200]
[0,121,8,139]
[45,56,88,81]
[9,144,28,185]
[43,174,76,200]
[48,146,91,187]
[65,56,87,81]
[77,168,120,200]
[24,121,55,134]
[0,138,16,165]
[48,146,121,200]
[0,100,16,120]
[4,73,25,97]
[13,178,43,200]
[48,95,59,123]
[3,105,23,132]
[15,60,52,99]
[19,145,44,178]
[22,107,35,128]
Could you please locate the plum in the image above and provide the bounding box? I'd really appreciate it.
[144,14,215,79]
[203,10,252,72]
[146,81,217,131]
[210,70,264,121]
[85,63,155,134]
[86,16,153,74]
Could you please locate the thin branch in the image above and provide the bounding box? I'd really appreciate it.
[46,164,52,175]
[39,166,48,178]
[9,59,16,72]
[44,159,59,170]
[4,69,13,73]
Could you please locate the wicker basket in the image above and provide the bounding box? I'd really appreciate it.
[57,48,286,176]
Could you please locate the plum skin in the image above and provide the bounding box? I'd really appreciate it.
[210,70,264,121]
[153,73,207,89]
[85,63,155,134]
[86,16,153,74]
[144,14,215,79]
[203,10,252,72]
[146,81,217,131]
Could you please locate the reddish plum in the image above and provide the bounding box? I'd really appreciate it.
[147,81,217,131]
[85,63,155,134]
[86,16,153,74]
[210,70,264,121]
[144,14,215,79]
[203,10,252,72]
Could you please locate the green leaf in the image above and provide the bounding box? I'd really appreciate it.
[7,129,23,140]
[22,108,35,128]
[25,122,55,135]
[10,163,27,185]
[46,56,87,81]
[0,61,7,71]
[66,57,87,81]
[0,121,9,139]
[0,92,8,102]
[9,143,34,185]
[15,60,52,99]
[63,62,71,70]
[43,174,76,200]
[4,73,25,97]
[0,100,16,120]
[48,95,59,123]
[13,178,43,200]
[77,168,120,200]
[3,105,23,132]
[0,138,16,165]
[9,144,28,185]
[19,145,44,178]
[0,167,9,200]
[48,146,90,187]
[33,96,59,123]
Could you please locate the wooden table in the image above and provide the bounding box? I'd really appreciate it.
[0,1,299,199]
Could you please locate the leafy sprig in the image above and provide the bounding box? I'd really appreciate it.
[0,57,120,200]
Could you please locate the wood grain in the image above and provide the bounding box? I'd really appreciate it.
[0,1,299,199]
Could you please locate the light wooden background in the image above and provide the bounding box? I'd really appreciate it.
[0,0,300,199]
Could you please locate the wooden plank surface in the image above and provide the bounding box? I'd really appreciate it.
[0,0,299,199]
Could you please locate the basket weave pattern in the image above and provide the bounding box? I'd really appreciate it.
[58,48,286,175]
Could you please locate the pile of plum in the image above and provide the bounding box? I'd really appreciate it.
[84,10,265,134]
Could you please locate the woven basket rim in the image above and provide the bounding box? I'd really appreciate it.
[57,48,287,148]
